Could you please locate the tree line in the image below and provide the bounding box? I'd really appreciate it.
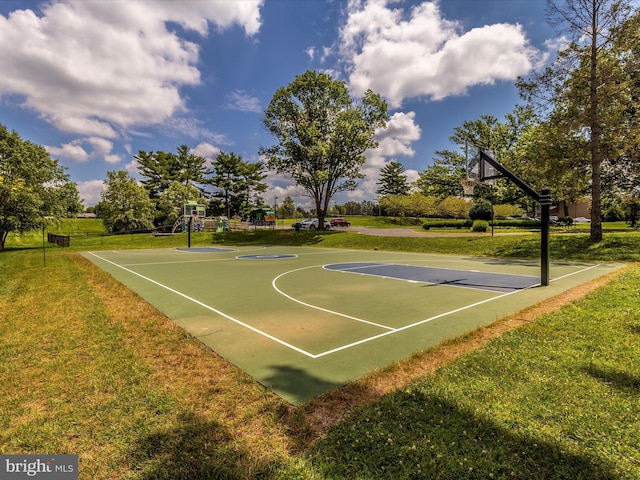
[376,0,640,234]
[2,0,640,247]
[94,147,269,232]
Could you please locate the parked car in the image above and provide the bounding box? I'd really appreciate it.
[330,217,351,227]
[574,216,591,223]
[292,218,331,230]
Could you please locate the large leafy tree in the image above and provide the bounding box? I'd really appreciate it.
[377,160,410,196]
[513,120,591,216]
[156,181,208,227]
[413,150,466,199]
[602,10,640,199]
[98,170,155,233]
[416,111,536,210]
[261,70,388,227]
[518,0,633,242]
[0,124,82,250]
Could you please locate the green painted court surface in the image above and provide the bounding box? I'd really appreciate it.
[82,246,623,404]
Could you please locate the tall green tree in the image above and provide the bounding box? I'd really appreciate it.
[518,0,633,242]
[135,145,207,199]
[175,144,208,189]
[0,124,82,250]
[417,111,536,209]
[278,196,296,219]
[208,151,244,218]
[602,11,640,199]
[135,150,178,199]
[99,170,155,233]
[240,161,268,213]
[514,120,591,216]
[261,70,389,227]
[156,181,208,227]
[413,150,466,199]
[377,161,410,196]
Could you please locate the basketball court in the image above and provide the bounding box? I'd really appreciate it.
[82,246,622,404]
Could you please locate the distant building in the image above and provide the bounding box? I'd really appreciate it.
[550,200,590,219]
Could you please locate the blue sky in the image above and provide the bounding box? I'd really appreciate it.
[0,0,557,207]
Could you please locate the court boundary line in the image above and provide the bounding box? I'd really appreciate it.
[311,264,603,357]
[86,251,603,359]
[87,252,318,358]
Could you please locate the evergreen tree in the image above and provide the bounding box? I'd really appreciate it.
[376,161,410,196]
[279,196,296,219]
[135,145,207,199]
[208,151,244,218]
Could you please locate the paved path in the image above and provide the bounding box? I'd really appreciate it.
[339,226,469,237]
[338,226,529,237]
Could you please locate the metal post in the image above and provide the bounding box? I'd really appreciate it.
[540,188,551,286]
[187,216,192,248]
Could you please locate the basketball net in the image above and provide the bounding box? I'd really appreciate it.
[461,178,479,197]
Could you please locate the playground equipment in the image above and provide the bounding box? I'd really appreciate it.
[248,208,276,228]
[171,201,231,233]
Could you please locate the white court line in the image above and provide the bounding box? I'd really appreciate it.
[272,265,396,331]
[312,263,604,357]
[88,251,604,359]
[550,263,602,280]
[313,286,531,357]
[117,246,268,267]
[123,257,239,267]
[86,252,317,358]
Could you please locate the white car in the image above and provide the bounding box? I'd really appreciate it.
[574,216,591,223]
[296,218,331,230]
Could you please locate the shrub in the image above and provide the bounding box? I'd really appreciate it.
[603,204,624,222]
[493,204,524,218]
[472,220,489,232]
[469,199,493,221]
[423,220,472,230]
[437,197,470,219]
[491,219,541,229]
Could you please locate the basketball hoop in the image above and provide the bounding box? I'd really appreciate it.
[461,178,479,197]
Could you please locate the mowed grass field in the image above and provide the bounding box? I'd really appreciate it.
[1,221,639,479]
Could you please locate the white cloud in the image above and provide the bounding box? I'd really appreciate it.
[46,143,89,163]
[0,0,263,141]
[305,46,315,60]
[226,90,262,113]
[339,0,542,108]
[375,111,421,157]
[191,142,221,166]
[46,136,123,164]
[163,117,231,145]
[76,179,105,207]
[347,110,421,200]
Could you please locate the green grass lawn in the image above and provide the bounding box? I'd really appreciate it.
[2,222,639,479]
